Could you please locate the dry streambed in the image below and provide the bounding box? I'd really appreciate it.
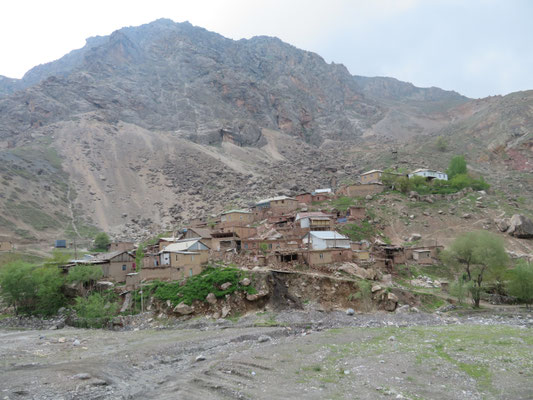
[0,311,532,400]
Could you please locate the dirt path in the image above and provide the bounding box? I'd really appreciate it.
[66,181,81,239]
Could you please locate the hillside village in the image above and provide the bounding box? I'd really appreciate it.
[38,164,533,316]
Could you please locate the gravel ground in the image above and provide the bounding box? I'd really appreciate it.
[1,309,532,399]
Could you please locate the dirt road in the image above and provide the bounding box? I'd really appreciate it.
[1,310,532,399]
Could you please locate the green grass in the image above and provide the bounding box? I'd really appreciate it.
[0,251,46,268]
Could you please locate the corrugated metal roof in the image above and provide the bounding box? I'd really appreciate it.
[361,169,383,175]
[295,212,332,221]
[313,188,332,194]
[161,238,208,252]
[307,231,349,240]
[221,209,251,215]
[256,195,295,204]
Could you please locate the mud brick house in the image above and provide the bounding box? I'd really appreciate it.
[302,231,351,250]
[109,242,135,252]
[220,209,253,227]
[254,196,299,217]
[157,237,182,252]
[347,206,366,221]
[218,225,257,239]
[295,192,312,205]
[160,238,210,264]
[181,227,213,248]
[211,231,241,252]
[311,188,333,202]
[412,249,434,264]
[360,170,383,184]
[295,212,334,231]
[158,250,205,278]
[61,250,137,283]
[303,248,353,266]
[339,183,384,197]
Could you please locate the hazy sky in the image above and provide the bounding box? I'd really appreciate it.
[1,0,532,98]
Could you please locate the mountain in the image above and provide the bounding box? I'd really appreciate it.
[0,19,530,244]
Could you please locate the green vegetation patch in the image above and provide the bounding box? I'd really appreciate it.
[339,221,376,241]
[144,266,257,306]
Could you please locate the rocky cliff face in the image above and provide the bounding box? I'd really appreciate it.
[0,19,530,243]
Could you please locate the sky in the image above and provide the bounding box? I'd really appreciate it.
[1,0,532,98]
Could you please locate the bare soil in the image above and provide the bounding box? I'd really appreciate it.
[1,309,532,400]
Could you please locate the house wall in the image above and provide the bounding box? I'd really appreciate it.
[295,193,312,204]
[305,250,333,265]
[168,251,208,267]
[305,235,350,250]
[220,212,253,226]
[125,273,141,290]
[353,250,370,260]
[101,261,136,283]
[109,242,135,252]
[347,206,366,220]
[312,194,329,202]
[360,171,382,184]
[270,199,299,214]
[142,254,160,268]
[0,241,13,251]
[344,184,384,197]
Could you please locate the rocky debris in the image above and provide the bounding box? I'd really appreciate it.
[246,290,269,302]
[220,282,232,290]
[195,355,206,362]
[221,305,231,318]
[257,335,271,343]
[371,285,382,293]
[410,276,441,288]
[495,218,510,232]
[409,233,422,242]
[384,292,399,312]
[239,278,251,286]
[174,302,194,315]
[462,213,471,219]
[346,308,355,316]
[507,214,533,238]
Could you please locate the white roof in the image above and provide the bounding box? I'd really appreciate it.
[161,238,205,252]
[256,195,295,204]
[222,209,251,215]
[159,237,181,242]
[306,231,349,240]
[361,169,383,175]
[313,188,332,194]
[410,169,446,175]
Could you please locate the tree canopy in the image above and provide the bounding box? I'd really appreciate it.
[447,155,467,179]
[92,232,111,252]
[441,231,509,307]
[507,260,533,308]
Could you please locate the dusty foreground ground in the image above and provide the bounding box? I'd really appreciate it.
[1,310,532,400]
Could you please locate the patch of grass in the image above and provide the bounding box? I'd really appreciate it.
[339,221,376,241]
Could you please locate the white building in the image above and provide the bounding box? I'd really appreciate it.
[302,231,351,250]
[408,169,448,181]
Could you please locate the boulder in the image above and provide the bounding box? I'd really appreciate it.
[174,302,194,315]
[220,282,232,290]
[495,218,510,232]
[409,233,422,242]
[246,290,268,301]
[371,285,382,293]
[384,292,399,312]
[346,308,355,316]
[221,305,231,318]
[507,214,533,238]
[239,278,251,286]
[206,293,217,305]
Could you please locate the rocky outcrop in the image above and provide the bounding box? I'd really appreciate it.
[507,214,533,238]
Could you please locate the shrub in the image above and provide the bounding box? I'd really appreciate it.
[340,221,376,241]
[73,292,120,328]
[92,232,110,252]
[149,267,256,306]
[507,260,533,308]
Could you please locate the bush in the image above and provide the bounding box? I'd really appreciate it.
[73,292,120,328]
[148,267,256,306]
[92,233,110,252]
[507,260,533,308]
[0,261,66,316]
[67,265,103,285]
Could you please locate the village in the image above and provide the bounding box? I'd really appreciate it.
[56,168,450,293]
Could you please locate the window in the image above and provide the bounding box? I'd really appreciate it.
[176,255,178,261]
[191,255,195,261]
[122,265,126,271]
[319,253,324,259]
[268,244,272,249]
[244,243,248,250]
[189,268,193,277]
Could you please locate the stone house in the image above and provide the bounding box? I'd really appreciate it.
[295,212,334,231]
[412,249,434,264]
[303,248,352,266]
[295,192,312,205]
[347,206,366,221]
[338,183,384,197]
[158,250,205,278]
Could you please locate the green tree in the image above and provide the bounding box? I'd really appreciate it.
[396,176,413,194]
[43,249,72,268]
[0,262,66,316]
[92,233,110,252]
[73,292,120,327]
[441,231,509,308]
[447,155,467,179]
[436,136,448,151]
[507,260,533,308]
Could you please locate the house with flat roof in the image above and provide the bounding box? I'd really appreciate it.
[302,231,351,250]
